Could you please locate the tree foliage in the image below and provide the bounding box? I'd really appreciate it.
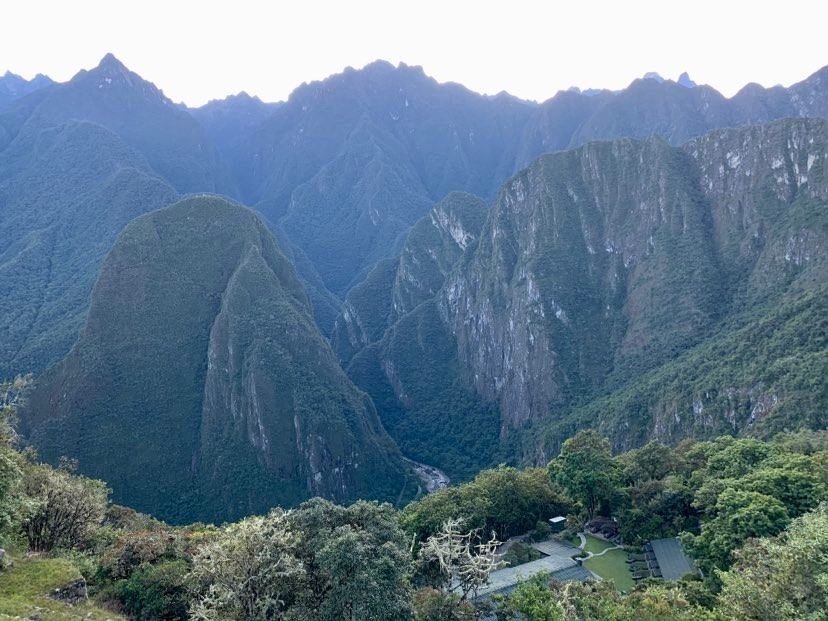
[717,502,828,620]
[548,430,618,519]
[21,462,109,552]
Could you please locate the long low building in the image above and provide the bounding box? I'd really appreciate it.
[648,538,696,580]
[476,540,594,598]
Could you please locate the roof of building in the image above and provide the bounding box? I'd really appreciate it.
[551,565,595,583]
[649,538,695,580]
[549,516,566,523]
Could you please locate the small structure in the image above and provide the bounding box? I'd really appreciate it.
[548,516,566,533]
[648,538,696,580]
[585,516,619,540]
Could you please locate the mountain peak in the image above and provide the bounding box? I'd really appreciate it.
[677,71,697,88]
[643,72,665,83]
[94,52,131,77]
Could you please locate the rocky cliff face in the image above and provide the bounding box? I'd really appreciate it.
[330,192,498,479]
[343,118,827,470]
[194,62,828,330]
[23,196,414,523]
[332,192,488,365]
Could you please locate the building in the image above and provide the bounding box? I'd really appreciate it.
[548,516,566,533]
[647,538,696,580]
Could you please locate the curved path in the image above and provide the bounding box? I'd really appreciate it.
[574,532,622,561]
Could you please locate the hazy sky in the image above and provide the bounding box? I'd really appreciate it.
[3,0,827,106]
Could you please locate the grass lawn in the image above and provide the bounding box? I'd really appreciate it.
[584,548,634,592]
[583,534,614,554]
[0,555,124,620]
[564,533,581,548]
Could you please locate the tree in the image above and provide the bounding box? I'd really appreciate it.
[618,441,682,484]
[418,518,503,602]
[686,489,789,572]
[115,558,190,621]
[400,467,570,544]
[548,431,617,519]
[189,509,303,621]
[717,502,828,620]
[494,572,564,621]
[22,462,109,551]
[497,579,719,621]
[0,376,32,543]
[288,498,413,621]
[741,454,826,517]
[412,588,478,621]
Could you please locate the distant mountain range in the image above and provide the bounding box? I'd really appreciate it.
[0,70,53,109]
[2,55,826,521]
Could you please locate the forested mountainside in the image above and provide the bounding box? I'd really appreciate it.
[196,61,828,329]
[0,54,825,522]
[0,54,239,378]
[21,196,415,523]
[1,57,827,383]
[336,118,827,479]
[0,121,178,378]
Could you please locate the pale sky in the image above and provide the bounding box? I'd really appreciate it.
[2,0,827,106]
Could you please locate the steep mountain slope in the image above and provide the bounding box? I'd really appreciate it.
[330,192,502,478]
[530,288,827,460]
[191,62,828,326]
[0,121,178,378]
[22,196,414,524]
[0,54,236,195]
[0,54,249,379]
[0,71,53,110]
[332,191,488,364]
[188,91,279,163]
[521,65,828,162]
[195,62,534,306]
[343,118,827,475]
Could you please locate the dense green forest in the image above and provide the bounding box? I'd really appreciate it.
[2,377,826,620]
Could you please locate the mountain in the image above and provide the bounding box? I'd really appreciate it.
[190,62,828,327]
[335,193,504,479]
[22,195,415,523]
[3,57,822,373]
[188,91,280,162]
[677,72,697,88]
[0,54,236,195]
[521,65,828,164]
[0,120,178,378]
[0,54,250,378]
[334,118,828,477]
[0,71,53,109]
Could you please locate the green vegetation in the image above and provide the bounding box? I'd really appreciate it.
[328,117,828,482]
[22,196,415,524]
[550,432,617,519]
[582,534,614,555]
[501,542,544,567]
[336,192,498,480]
[400,466,571,542]
[0,556,125,620]
[537,287,828,454]
[2,381,827,620]
[583,549,633,592]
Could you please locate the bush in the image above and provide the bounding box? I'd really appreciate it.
[22,463,109,552]
[115,559,190,620]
